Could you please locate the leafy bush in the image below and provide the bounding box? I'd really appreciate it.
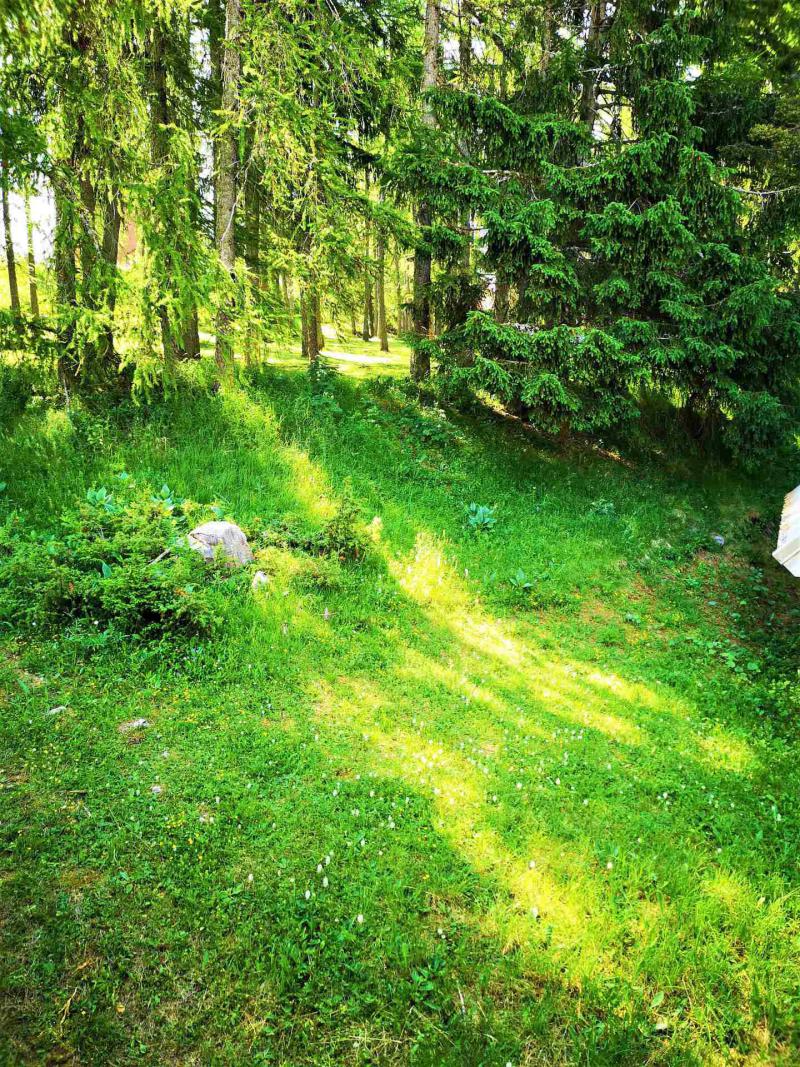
[254,491,371,564]
[0,476,216,637]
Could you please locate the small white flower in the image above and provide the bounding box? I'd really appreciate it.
[247,873,253,883]
[305,889,311,900]
[528,860,536,869]
[606,861,613,870]
[356,913,364,924]
[322,876,329,888]
[555,777,561,786]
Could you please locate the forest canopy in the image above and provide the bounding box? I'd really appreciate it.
[1,0,800,464]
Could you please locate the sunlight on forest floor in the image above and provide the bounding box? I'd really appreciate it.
[1,342,799,1065]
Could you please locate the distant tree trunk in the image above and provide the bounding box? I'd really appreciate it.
[54,186,78,392]
[411,0,440,380]
[495,271,510,322]
[99,193,121,364]
[301,287,319,363]
[24,190,39,316]
[539,1,553,73]
[150,19,201,364]
[315,291,324,352]
[208,0,224,239]
[362,169,374,341]
[150,21,178,370]
[214,0,240,377]
[99,193,120,366]
[376,220,388,352]
[2,166,20,314]
[244,154,260,279]
[580,2,605,133]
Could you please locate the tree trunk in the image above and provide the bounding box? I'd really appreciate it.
[376,219,388,352]
[244,152,260,278]
[362,169,374,341]
[54,186,78,392]
[100,193,121,364]
[540,2,553,73]
[314,291,324,352]
[2,167,20,314]
[495,272,510,323]
[150,20,178,370]
[580,2,605,133]
[214,0,240,377]
[150,18,201,364]
[301,287,319,363]
[411,0,440,381]
[24,189,39,316]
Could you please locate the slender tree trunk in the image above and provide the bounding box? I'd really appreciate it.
[24,190,39,316]
[214,0,240,376]
[540,2,553,73]
[150,19,201,364]
[301,287,319,363]
[150,21,178,370]
[362,169,373,341]
[376,219,388,352]
[495,272,510,322]
[244,154,260,278]
[2,168,20,314]
[314,291,324,352]
[580,2,605,133]
[54,186,78,392]
[100,193,121,363]
[209,0,224,239]
[411,0,440,380]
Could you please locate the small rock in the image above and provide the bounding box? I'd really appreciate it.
[46,705,66,716]
[151,784,163,796]
[251,570,270,590]
[711,533,725,547]
[188,521,254,566]
[118,718,150,733]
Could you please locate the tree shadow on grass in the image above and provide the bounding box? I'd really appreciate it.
[2,373,799,1065]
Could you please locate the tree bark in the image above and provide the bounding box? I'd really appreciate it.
[214,0,240,377]
[2,166,20,314]
[54,184,78,392]
[580,2,605,133]
[100,193,121,363]
[411,0,440,381]
[376,217,388,352]
[362,168,374,341]
[23,189,39,316]
[150,18,202,364]
[301,286,319,363]
[494,271,510,323]
[150,20,178,370]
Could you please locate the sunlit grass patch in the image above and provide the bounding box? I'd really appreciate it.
[1,345,799,1064]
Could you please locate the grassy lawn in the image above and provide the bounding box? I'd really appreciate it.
[1,339,799,1065]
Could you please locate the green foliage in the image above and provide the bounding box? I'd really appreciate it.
[0,477,215,637]
[466,502,497,533]
[1,355,800,1065]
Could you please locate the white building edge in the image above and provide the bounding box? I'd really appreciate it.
[773,485,800,576]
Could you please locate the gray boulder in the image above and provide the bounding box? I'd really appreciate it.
[188,520,254,566]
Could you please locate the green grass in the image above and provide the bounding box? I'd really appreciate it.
[1,341,799,1065]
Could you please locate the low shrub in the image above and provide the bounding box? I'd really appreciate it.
[254,491,371,564]
[0,475,216,637]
